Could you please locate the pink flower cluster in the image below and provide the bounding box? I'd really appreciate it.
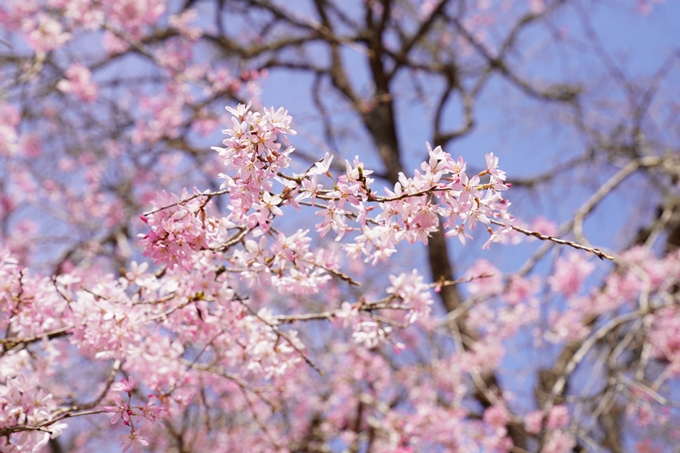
[136,104,517,355]
[387,270,434,324]
[0,248,68,452]
[308,143,513,264]
[193,103,513,271]
[548,252,595,297]
[57,64,98,102]
[104,377,164,453]
[545,247,680,345]
[0,103,20,157]
[212,102,296,229]
[140,189,225,270]
[230,229,334,295]
[650,306,680,374]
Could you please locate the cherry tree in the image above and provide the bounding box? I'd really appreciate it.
[1,0,679,452]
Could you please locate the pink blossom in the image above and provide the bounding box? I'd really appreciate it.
[23,13,70,52]
[0,103,19,156]
[57,64,98,102]
[549,252,595,297]
[546,309,588,343]
[139,189,218,270]
[504,276,538,305]
[102,29,128,53]
[524,410,543,434]
[387,270,433,324]
[120,431,149,453]
[140,395,165,425]
[19,133,41,157]
[107,0,165,35]
[484,152,506,184]
[528,0,546,13]
[169,9,202,40]
[111,377,137,393]
[253,191,284,228]
[105,394,131,425]
[650,307,680,373]
[297,173,324,206]
[543,430,576,453]
[352,320,392,348]
[335,302,359,328]
[483,405,510,428]
[547,405,570,429]
[312,152,334,175]
[459,338,505,373]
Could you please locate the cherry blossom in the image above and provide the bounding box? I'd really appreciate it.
[56,64,98,102]
[0,1,678,451]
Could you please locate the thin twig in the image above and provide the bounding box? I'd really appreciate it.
[491,220,614,260]
[142,189,229,216]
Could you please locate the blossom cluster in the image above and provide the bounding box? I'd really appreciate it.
[104,378,164,453]
[308,144,513,264]
[138,104,514,357]
[144,103,513,272]
[213,102,296,229]
[139,189,226,270]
